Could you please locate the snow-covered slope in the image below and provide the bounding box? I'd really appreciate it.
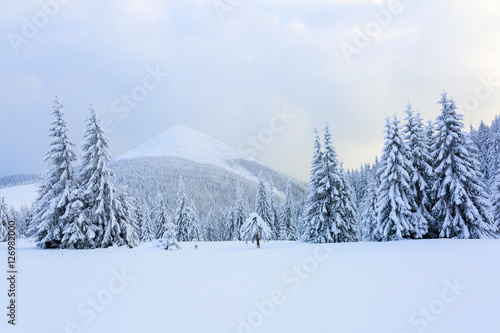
[116,125,254,171]
[0,183,38,209]
[1,239,499,333]
[112,125,307,215]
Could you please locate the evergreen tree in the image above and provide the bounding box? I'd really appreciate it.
[375,116,414,241]
[222,208,233,241]
[487,116,500,193]
[278,178,297,240]
[0,197,9,242]
[152,194,170,240]
[268,178,280,239]
[322,125,359,242]
[302,126,358,243]
[255,177,272,231]
[202,203,220,241]
[112,190,139,247]
[17,204,33,238]
[240,213,273,248]
[140,200,155,242]
[404,104,432,238]
[175,177,198,242]
[232,183,248,241]
[359,164,380,241]
[301,130,327,242]
[60,193,90,249]
[432,92,497,239]
[492,163,500,228]
[33,96,77,248]
[187,200,201,242]
[159,219,180,250]
[66,106,136,248]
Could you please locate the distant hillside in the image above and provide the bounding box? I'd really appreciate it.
[0,174,42,189]
[112,156,307,216]
[113,125,307,216]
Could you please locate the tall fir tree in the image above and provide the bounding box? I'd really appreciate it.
[302,126,358,243]
[431,92,497,239]
[359,163,380,241]
[0,197,9,242]
[33,96,78,248]
[278,178,297,240]
[375,116,414,241]
[175,177,198,242]
[268,178,280,240]
[152,194,170,239]
[404,104,432,238]
[186,200,201,242]
[491,163,500,228]
[301,130,327,242]
[255,177,272,230]
[232,183,248,241]
[322,125,358,242]
[140,200,155,242]
[202,203,219,241]
[68,107,136,248]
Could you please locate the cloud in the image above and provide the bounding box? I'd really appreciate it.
[0,0,499,181]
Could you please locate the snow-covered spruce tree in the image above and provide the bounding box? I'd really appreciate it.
[432,93,497,239]
[140,200,155,242]
[492,164,500,229]
[240,213,273,248]
[159,218,180,250]
[175,177,198,242]
[359,164,380,241]
[375,116,414,241]
[0,197,9,242]
[67,106,136,248]
[111,190,139,247]
[60,192,92,249]
[232,183,248,241]
[221,208,233,241]
[301,126,358,243]
[471,121,492,188]
[202,203,220,241]
[153,194,171,240]
[424,119,439,237]
[255,177,272,233]
[278,178,297,240]
[322,125,359,242]
[16,204,33,238]
[187,200,201,242]
[404,104,433,238]
[268,178,280,240]
[301,130,327,242]
[487,116,500,194]
[33,96,78,249]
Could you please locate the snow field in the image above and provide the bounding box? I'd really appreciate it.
[1,239,499,333]
[0,184,37,210]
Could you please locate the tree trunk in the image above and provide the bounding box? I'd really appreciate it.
[256,233,260,248]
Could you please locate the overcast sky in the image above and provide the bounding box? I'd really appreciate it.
[1,0,499,181]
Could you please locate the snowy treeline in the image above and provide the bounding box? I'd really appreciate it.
[31,98,138,249]
[24,96,303,248]
[0,174,41,189]
[111,156,307,219]
[347,92,499,242]
[4,92,499,248]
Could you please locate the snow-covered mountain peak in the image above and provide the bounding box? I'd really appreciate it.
[115,125,253,168]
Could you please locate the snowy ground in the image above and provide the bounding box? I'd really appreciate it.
[0,184,37,210]
[1,239,499,333]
